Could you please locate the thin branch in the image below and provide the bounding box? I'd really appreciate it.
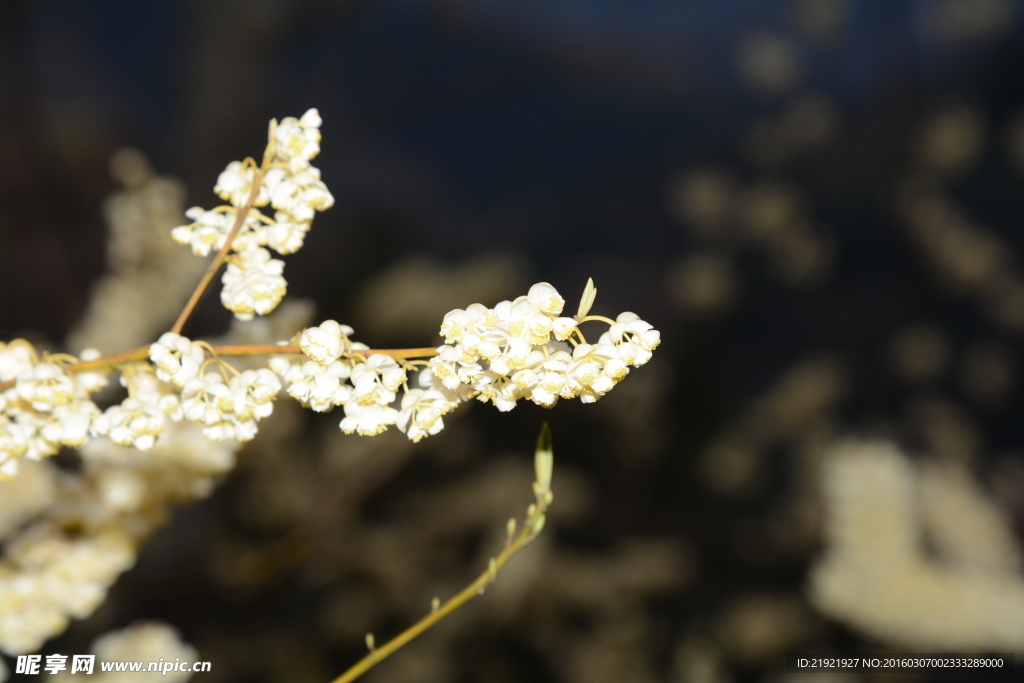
[330,517,542,683]
[329,424,554,683]
[170,123,277,335]
[0,345,440,392]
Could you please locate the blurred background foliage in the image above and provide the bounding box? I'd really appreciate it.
[3,1,1024,681]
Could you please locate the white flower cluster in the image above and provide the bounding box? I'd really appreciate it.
[0,106,646,670]
[92,363,182,452]
[0,420,240,655]
[138,332,281,444]
[0,330,286,478]
[180,367,280,442]
[96,331,284,448]
[0,343,108,479]
[0,523,136,654]
[809,441,1024,650]
[171,109,334,321]
[267,281,660,443]
[84,621,199,683]
[270,320,466,441]
[2,278,660,474]
[429,282,660,410]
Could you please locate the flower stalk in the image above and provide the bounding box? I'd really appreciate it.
[329,424,555,683]
[170,122,277,335]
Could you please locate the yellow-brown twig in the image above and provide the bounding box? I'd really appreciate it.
[170,122,276,335]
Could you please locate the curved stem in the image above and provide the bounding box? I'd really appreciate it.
[331,424,553,683]
[170,123,276,335]
[329,522,538,683]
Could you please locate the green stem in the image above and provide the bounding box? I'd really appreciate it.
[329,524,541,683]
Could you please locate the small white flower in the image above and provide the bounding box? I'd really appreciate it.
[511,346,572,408]
[526,282,566,316]
[225,368,281,423]
[208,416,259,442]
[214,160,258,207]
[18,408,60,461]
[416,367,473,406]
[272,109,323,169]
[504,295,530,322]
[602,357,630,380]
[171,207,267,257]
[179,367,277,442]
[299,320,353,365]
[269,167,334,222]
[180,372,242,441]
[266,212,309,254]
[95,397,167,451]
[456,359,485,386]
[429,345,463,391]
[473,372,521,412]
[567,343,625,402]
[600,312,661,366]
[350,355,405,407]
[268,354,306,384]
[511,367,539,390]
[221,246,288,321]
[298,107,323,130]
[73,348,109,396]
[528,385,558,407]
[286,360,352,412]
[396,388,448,442]
[490,338,532,376]
[440,304,497,344]
[455,338,482,364]
[551,317,578,341]
[339,402,398,436]
[149,332,206,387]
[173,207,230,256]
[524,313,554,346]
[40,401,100,447]
[16,363,75,412]
[259,165,287,197]
[0,341,36,381]
[181,373,232,425]
[118,363,184,422]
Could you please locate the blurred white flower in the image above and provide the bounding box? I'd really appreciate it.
[16,363,75,413]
